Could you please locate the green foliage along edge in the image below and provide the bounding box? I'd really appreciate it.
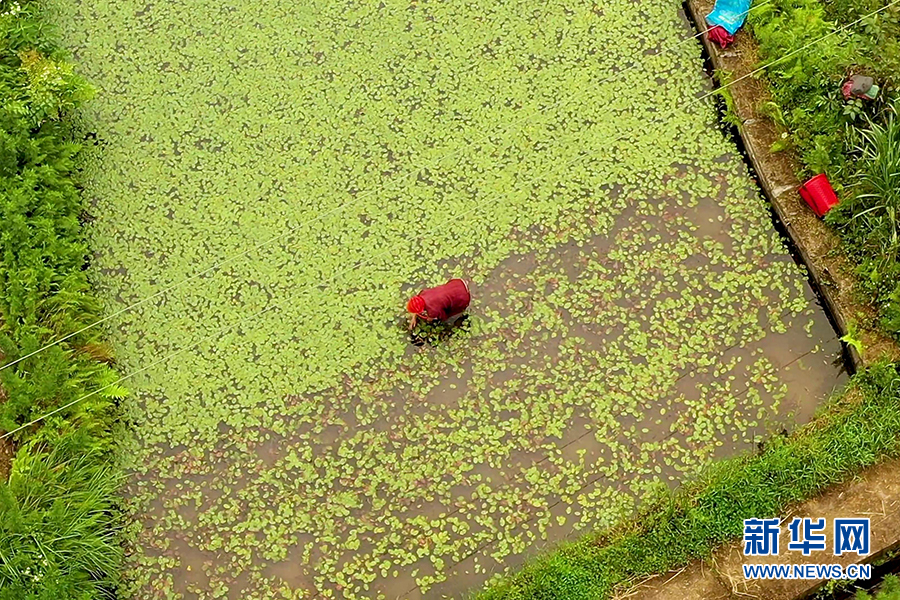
[0,1,124,598]
[748,0,900,340]
[856,574,900,600]
[472,363,900,600]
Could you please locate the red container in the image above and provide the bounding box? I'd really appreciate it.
[798,173,839,218]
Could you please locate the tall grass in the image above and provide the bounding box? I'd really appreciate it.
[473,364,900,600]
[830,104,900,336]
[0,435,122,600]
[852,104,900,263]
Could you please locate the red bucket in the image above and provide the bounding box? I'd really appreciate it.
[798,173,839,218]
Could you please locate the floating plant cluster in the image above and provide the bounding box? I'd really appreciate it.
[48,0,844,597]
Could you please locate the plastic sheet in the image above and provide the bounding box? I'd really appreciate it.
[706,0,752,36]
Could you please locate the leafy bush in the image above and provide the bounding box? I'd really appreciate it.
[856,575,900,600]
[0,109,122,430]
[0,1,123,597]
[823,0,900,83]
[748,0,858,179]
[0,2,94,125]
[474,363,900,600]
[829,103,900,336]
[749,0,900,180]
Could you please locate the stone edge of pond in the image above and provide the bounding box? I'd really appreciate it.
[684,0,900,370]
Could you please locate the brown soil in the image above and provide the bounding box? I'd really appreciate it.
[0,380,14,482]
[688,0,900,367]
[0,438,14,482]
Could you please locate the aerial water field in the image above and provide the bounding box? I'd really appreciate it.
[49,0,845,597]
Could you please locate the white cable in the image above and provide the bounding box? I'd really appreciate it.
[0,153,551,439]
[6,0,892,439]
[0,1,772,373]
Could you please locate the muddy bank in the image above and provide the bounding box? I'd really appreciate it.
[683,0,900,368]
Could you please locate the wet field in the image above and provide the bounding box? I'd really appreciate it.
[122,185,845,599]
[48,0,846,598]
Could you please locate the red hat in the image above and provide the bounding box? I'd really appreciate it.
[407,295,425,314]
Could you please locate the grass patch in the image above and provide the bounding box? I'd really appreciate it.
[0,1,123,597]
[859,575,900,600]
[474,362,900,600]
[829,104,900,336]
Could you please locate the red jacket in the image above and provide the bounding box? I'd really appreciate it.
[419,279,470,321]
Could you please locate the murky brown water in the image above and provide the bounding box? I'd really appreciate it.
[131,189,845,600]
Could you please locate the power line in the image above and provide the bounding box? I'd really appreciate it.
[4,0,894,439]
[0,153,541,439]
[0,2,772,373]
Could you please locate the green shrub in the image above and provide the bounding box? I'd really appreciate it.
[0,1,123,598]
[0,108,126,436]
[855,575,900,600]
[0,2,94,125]
[828,102,900,337]
[749,0,900,182]
[748,0,858,179]
[0,434,122,600]
[823,0,900,84]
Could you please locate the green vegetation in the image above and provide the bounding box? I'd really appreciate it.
[749,0,860,179]
[0,438,122,599]
[834,106,900,336]
[0,0,893,597]
[475,362,900,600]
[819,572,900,599]
[857,575,900,600]
[0,1,123,597]
[748,0,900,339]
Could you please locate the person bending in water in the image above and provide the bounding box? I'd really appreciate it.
[407,278,471,331]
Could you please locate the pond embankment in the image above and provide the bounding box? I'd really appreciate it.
[684,0,900,369]
[630,455,900,600]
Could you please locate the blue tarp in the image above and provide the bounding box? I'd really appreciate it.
[706,0,752,35]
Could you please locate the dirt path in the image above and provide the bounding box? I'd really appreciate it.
[0,370,15,481]
[630,456,900,600]
[0,435,14,482]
